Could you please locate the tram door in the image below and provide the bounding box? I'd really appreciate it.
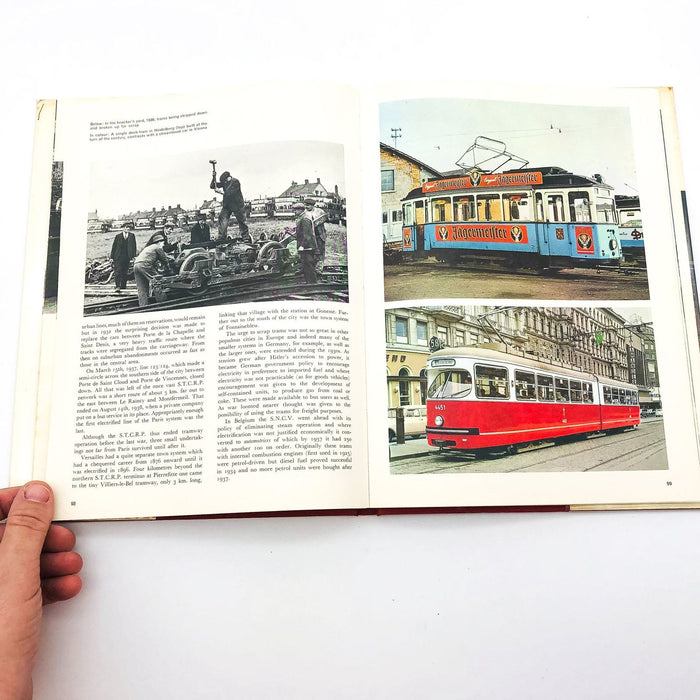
[537,192,572,258]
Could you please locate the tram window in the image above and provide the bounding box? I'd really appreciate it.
[475,365,509,399]
[503,194,531,221]
[515,371,536,400]
[632,391,638,405]
[477,194,502,222]
[547,194,566,222]
[555,378,570,402]
[570,380,582,403]
[603,386,612,404]
[611,387,620,404]
[582,382,594,403]
[569,192,592,222]
[536,374,554,402]
[536,193,545,221]
[453,196,476,222]
[403,203,414,226]
[432,199,450,222]
[415,201,425,225]
[428,370,473,399]
[596,198,615,223]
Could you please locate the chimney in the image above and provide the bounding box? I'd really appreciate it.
[305,179,309,184]
[335,185,338,196]
[317,177,320,184]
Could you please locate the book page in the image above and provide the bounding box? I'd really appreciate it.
[14,82,369,520]
[364,82,700,509]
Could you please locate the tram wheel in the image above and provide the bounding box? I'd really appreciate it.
[506,444,519,456]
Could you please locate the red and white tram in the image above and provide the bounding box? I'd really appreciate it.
[426,347,639,454]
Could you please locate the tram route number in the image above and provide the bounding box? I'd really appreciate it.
[666,481,673,486]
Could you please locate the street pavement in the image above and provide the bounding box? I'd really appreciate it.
[389,416,665,463]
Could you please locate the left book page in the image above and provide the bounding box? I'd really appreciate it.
[10,83,369,521]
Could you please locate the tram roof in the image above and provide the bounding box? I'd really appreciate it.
[428,346,637,389]
[404,166,612,200]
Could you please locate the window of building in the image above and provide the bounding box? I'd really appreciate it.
[398,367,411,406]
[416,322,428,346]
[381,170,395,192]
[437,325,448,345]
[455,330,465,346]
[382,211,388,224]
[395,317,408,343]
[475,364,509,399]
[391,209,403,223]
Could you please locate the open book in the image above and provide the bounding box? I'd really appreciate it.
[10,82,700,520]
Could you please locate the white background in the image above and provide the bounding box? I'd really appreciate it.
[2,1,700,698]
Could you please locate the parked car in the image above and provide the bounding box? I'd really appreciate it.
[388,405,427,441]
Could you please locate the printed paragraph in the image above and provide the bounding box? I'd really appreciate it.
[71,427,204,489]
[216,307,352,480]
[89,111,208,142]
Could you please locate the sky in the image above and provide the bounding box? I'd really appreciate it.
[89,141,345,218]
[379,98,638,195]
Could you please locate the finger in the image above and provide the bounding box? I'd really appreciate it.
[0,486,22,519]
[40,551,83,579]
[1,482,54,568]
[0,522,76,553]
[42,574,83,605]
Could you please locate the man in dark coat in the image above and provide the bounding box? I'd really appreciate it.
[295,200,317,284]
[190,215,211,246]
[210,170,250,242]
[110,220,137,291]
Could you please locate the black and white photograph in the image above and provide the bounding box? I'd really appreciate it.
[83,141,348,315]
[385,305,667,473]
[380,98,649,302]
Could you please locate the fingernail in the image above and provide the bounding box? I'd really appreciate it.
[24,483,51,503]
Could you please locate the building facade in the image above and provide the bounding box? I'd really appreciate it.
[385,306,660,408]
[380,143,441,244]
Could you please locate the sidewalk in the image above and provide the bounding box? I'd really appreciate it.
[389,437,436,461]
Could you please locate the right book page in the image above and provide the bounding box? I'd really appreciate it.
[364,83,700,510]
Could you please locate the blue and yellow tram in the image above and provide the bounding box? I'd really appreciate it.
[615,194,645,263]
[400,166,623,269]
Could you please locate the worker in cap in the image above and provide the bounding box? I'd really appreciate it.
[133,233,169,306]
[210,168,250,242]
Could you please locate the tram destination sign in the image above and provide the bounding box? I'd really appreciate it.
[423,171,543,193]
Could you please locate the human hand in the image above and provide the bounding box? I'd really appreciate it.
[0,482,82,700]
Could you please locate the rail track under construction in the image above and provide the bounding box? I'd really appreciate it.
[84,267,349,316]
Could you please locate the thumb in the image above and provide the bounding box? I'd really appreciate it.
[1,482,54,567]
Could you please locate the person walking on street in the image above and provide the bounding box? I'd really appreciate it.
[133,233,169,307]
[110,220,137,291]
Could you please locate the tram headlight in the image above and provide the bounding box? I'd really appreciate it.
[435,415,444,427]
[609,239,618,250]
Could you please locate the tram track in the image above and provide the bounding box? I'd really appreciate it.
[389,258,646,280]
[84,272,348,316]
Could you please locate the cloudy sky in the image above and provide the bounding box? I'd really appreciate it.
[89,141,345,218]
[379,98,638,195]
